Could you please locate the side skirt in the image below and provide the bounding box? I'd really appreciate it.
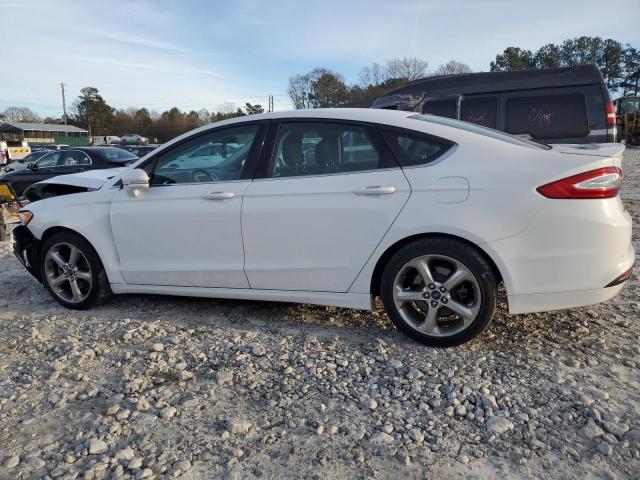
[109,283,375,310]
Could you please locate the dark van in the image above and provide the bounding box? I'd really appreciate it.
[372,65,616,144]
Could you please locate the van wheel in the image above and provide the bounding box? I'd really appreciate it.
[380,237,497,347]
[40,232,111,309]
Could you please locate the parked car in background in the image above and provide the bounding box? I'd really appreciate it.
[0,147,137,199]
[120,134,149,145]
[0,140,30,165]
[120,144,161,157]
[2,150,51,173]
[92,136,121,146]
[11,109,633,347]
[372,65,616,144]
[29,144,70,152]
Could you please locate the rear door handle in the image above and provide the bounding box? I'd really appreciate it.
[353,185,396,195]
[201,191,235,200]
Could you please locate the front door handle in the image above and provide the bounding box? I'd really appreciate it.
[353,185,396,195]
[201,191,235,200]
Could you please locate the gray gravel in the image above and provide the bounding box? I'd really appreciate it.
[0,149,639,479]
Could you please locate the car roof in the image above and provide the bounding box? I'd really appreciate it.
[375,65,605,102]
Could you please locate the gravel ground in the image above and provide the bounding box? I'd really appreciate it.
[0,149,639,480]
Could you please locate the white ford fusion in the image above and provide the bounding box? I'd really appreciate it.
[12,109,634,346]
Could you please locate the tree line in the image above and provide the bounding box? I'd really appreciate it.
[1,36,638,143]
[0,90,265,142]
[287,58,472,109]
[490,36,640,95]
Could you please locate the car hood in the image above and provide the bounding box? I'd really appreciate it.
[3,162,27,173]
[36,167,126,189]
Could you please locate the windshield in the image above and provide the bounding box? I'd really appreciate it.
[102,148,138,163]
[408,114,551,150]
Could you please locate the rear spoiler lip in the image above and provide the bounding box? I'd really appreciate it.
[551,143,625,158]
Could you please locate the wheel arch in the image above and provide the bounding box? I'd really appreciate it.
[36,226,107,279]
[369,232,505,297]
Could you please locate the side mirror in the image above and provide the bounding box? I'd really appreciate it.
[122,168,149,197]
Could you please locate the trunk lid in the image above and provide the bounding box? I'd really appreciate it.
[552,143,625,168]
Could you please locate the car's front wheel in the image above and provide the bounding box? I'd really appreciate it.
[380,237,497,347]
[40,231,111,309]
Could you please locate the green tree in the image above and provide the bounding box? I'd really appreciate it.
[490,47,536,71]
[287,68,349,109]
[312,71,349,107]
[73,87,114,136]
[621,46,640,96]
[245,103,265,115]
[134,108,153,135]
[534,44,562,69]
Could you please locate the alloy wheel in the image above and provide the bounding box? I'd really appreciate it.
[392,254,482,337]
[44,242,93,303]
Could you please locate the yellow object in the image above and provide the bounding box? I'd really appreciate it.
[0,183,16,202]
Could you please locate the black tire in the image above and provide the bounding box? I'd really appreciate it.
[380,237,497,347]
[40,231,112,310]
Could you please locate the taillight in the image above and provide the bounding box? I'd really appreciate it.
[537,167,623,199]
[606,101,616,126]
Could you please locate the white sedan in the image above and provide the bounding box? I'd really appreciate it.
[12,109,634,346]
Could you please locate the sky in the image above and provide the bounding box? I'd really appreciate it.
[0,0,638,118]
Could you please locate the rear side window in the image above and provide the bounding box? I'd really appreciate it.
[60,151,91,166]
[270,122,395,178]
[461,96,497,128]
[422,99,457,119]
[505,93,588,139]
[382,130,452,167]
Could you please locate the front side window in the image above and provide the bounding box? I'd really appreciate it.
[36,152,61,168]
[270,122,392,178]
[151,125,259,185]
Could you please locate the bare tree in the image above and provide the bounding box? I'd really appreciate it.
[2,106,42,123]
[358,62,386,86]
[434,60,473,76]
[288,70,322,109]
[287,68,348,109]
[197,108,211,125]
[217,102,237,116]
[384,57,429,81]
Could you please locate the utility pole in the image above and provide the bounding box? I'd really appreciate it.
[60,82,68,127]
[268,95,274,112]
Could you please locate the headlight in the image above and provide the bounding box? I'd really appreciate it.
[18,210,33,226]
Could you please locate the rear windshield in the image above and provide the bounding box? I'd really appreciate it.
[102,149,138,163]
[408,114,551,150]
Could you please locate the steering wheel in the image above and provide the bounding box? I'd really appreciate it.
[190,168,217,183]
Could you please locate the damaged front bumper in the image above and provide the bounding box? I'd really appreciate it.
[11,224,41,281]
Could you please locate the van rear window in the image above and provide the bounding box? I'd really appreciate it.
[422,99,457,119]
[505,93,588,139]
[461,97,497,129]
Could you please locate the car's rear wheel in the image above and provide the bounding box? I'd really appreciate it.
[40,232,111,309]
[380,237,497,347]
